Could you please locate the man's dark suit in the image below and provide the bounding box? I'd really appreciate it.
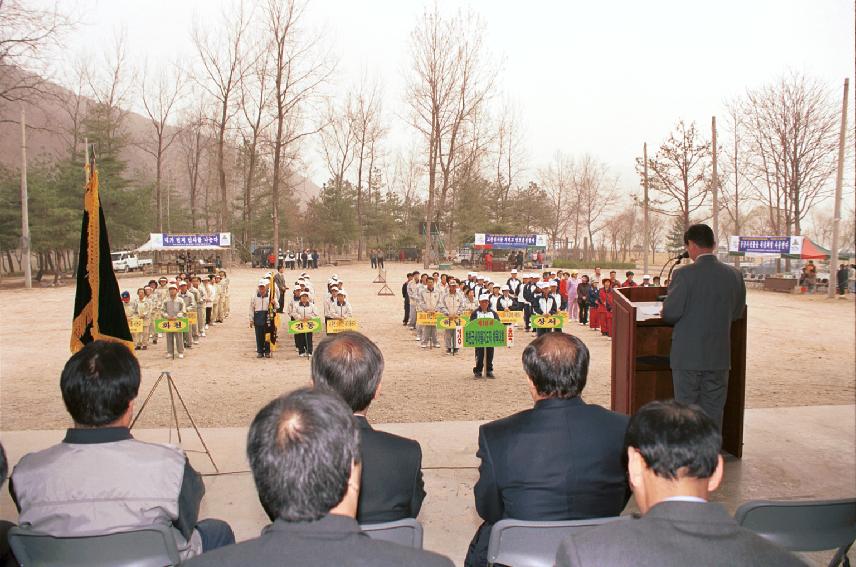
[184,514,454,567]
[555,500,808,567]
[355,416,426,524]
[465,397,630,567]
[661,254,746,430]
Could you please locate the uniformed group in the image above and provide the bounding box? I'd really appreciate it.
[250,267,354,359]
[120,271,231,360]
[402,267,663,377]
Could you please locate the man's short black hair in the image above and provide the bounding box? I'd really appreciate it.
[60,341,141,426]
[522,333,589,399]
[311,332,384,413]
[625,400,721,480]
[247,387,360,522]
[684,223,715,249]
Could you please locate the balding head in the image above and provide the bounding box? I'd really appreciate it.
[311,332,384,413]
[522,333,590,399]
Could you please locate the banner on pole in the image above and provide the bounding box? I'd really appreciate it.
[728,235,803,256]
[288,317,323,334]
[463,318,508,348]
[326,318,359,334]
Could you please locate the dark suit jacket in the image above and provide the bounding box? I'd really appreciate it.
[466,397,630,567]
[356,416,426,524]
[184,514,453,567]
[661,254,746,371]
[556,500,808,567]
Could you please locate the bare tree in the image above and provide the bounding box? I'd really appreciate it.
[84,32,132,159]
[574,154,618,261]
[406,5,493,267]
[56,57,88,161]
[351,76,384,260]
[264,0,331,253]
[719,99,752,266]
[319,95,356,188]
[637,119,711,231]
[178,100,210,230]
[192,0,251,231]
[139,63,184,231]
[0,0,75,112]
[494,101,526,223]
[538,151,574,258]
[742,73,839,236]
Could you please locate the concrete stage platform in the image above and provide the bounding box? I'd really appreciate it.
[2,404,854,566]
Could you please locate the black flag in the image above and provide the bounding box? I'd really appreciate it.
[70,152,133,353]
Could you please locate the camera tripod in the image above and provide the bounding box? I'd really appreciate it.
[130,371,219,473]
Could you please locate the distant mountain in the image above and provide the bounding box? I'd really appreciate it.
[0,66,321,209]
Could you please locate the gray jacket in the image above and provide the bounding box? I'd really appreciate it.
[661,255,746,371]
[10,427,204,559]
[555,500,807,567]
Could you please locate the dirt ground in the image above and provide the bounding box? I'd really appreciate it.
[1,263,854,431]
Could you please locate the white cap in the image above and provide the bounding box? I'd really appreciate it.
[511,269,518,274]
[467,271,476,276]
[477,274,485,280]
[337,289,347,296]
[492,283,501,289]
[167,283,178,290]
[297,278,305,283]
[299,290,310,296]
[331,274,339,279]
[643,274,651,279]
[502,285,511,291]
[330,286,339,292]
[178,280,188,286]
[536,282,550,289]
[258,279,268,286]
[478,293,491,301]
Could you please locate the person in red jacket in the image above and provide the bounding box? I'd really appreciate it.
[622,271,638,288]
[484,251,494,272]
[599,278,615,337]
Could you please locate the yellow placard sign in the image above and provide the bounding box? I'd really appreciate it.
[127,317,144,334]
[187,310,197,325]
[154,318,189,333]
[530,314,564,329]
[326,318,359,334]
[416,311,438,325]
[498,310,525,325]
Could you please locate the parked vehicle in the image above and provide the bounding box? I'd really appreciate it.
[251,246,273,268]
[111,251,153,272]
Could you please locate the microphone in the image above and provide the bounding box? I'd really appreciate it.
[673,250,689,261]
[658,251,689,289]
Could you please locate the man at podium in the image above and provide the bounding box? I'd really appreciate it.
[661,224,746,432]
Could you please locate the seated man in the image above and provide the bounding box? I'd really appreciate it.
[186,388,453,567]
[311,331,425,523]
[465,333,630,567]
[555,400,807,567]
[9,341,233,560]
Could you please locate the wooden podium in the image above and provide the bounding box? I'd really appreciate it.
[610,286,747,458]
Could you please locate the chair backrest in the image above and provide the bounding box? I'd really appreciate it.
[735,498,856,553]
[360,518,423,549]
[7,524,182,567]
[487,517,621,567]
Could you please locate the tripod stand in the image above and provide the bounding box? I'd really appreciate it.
[130,371,219,473]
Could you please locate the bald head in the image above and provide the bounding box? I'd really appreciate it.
[522,333,590,399]
[311,332,384,413]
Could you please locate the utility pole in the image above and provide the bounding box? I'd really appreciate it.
[20,107,32,289]
[828,78,849,299]
[642,142,650,274]
[711,116,719,248]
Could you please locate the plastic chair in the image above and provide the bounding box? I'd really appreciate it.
[7,524,182,567]
[360,518,423,549]
[487,517,621,567]
[735,498,856,567]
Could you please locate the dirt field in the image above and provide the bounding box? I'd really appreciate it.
[1,263,853,431]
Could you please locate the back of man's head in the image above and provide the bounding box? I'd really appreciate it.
[60,341,141,427]
[247,387,360,522]
[522,333,589,399]
[683,223,715,249]
[625,400,721,481]
[311,332,384,413]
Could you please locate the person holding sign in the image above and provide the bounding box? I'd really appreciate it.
[439,279,465,355]
[532,282,558,338]
[470,294,500,379]
[161,283,187,359]
[418,277,441,349]
[177,281,197,349]
[328,290,353,320]
[249,279,278,358]
[495,285,517,320]
[130,288,150,350]
[506,269,522,299]
[290,291,319,357]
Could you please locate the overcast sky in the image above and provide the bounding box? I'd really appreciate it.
[48,0,854,196]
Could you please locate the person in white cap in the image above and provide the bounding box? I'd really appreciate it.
[202,276,216,329]
[250,278,278,358]
[177,281,197,350]
[488,284,502,311]
[323,286,340,331]
[328,290,352,320]
[641,274,652,287]
[496,285,516,316]
[466,272,477,291]
[506,269,521,299]
[532,281,558,338]
[470,294,500,378]
[439,279,465,354]
[521,274,539,333]
[418,276,441,349]
[291,290,319,357]
[161,283,187,359]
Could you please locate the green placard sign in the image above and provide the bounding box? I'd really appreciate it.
[154,318,189,333]
[463,317,507,348]
[288,317,323,334]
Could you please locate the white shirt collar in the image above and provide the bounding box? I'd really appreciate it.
[662,495,708,504]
